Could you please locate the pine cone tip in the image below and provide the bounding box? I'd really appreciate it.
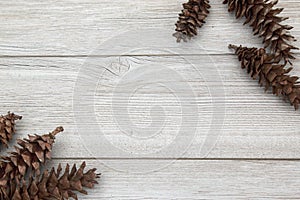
[173,32,189,43]
[6,112,22,120]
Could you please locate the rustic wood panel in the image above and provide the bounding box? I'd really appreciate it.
[0,0,299,55]
[1,55,300,159]
[48,159,300,199]
[2,0,300,199]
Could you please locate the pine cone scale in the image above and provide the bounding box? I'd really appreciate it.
[0,112,22,147]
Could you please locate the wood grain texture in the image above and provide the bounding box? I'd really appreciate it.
[1,55,300,159]
[1,0,300,199]
[0,0,299,56]
[49,159,300,199]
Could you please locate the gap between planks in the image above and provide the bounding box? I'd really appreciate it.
[51,157,300,161]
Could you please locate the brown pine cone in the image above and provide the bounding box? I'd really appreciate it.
[10,162,100,200]
[173,0,210,42]
[0,127,64,186]
[224,0,298,65]
[229,44,300,110]
[0,112,22,147]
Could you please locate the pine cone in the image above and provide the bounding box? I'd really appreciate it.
[229,44,300,110]
[0,112,22,147]
[173,0,210,42]
[224,0,298,65]
[0,127,64,186]
[10,162,100,200]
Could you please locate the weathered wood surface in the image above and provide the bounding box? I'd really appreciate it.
[50,159,300,199]
[0,0,299,55]
[1,0,300,199]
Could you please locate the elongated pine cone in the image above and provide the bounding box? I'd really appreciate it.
[224,0,298,64]
[229,44,300,109]
[173,0,210,42]
[0,112,22,147]
[10,162,100,200]
[0,127,64,188]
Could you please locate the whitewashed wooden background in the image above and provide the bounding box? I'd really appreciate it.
[1,0,300,199]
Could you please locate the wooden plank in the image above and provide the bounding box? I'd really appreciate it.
[47,159,300,199]
[0,0,299,55]
[1,55,300,158]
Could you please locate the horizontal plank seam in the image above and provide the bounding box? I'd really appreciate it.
[51,157,300,161]
[0,53,299,58]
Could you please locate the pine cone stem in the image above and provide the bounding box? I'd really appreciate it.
[228,44,238,51]
[50,126,64,136]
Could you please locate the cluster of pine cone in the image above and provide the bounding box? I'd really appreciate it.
[0,112,100,200]
[174,0,299,110]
